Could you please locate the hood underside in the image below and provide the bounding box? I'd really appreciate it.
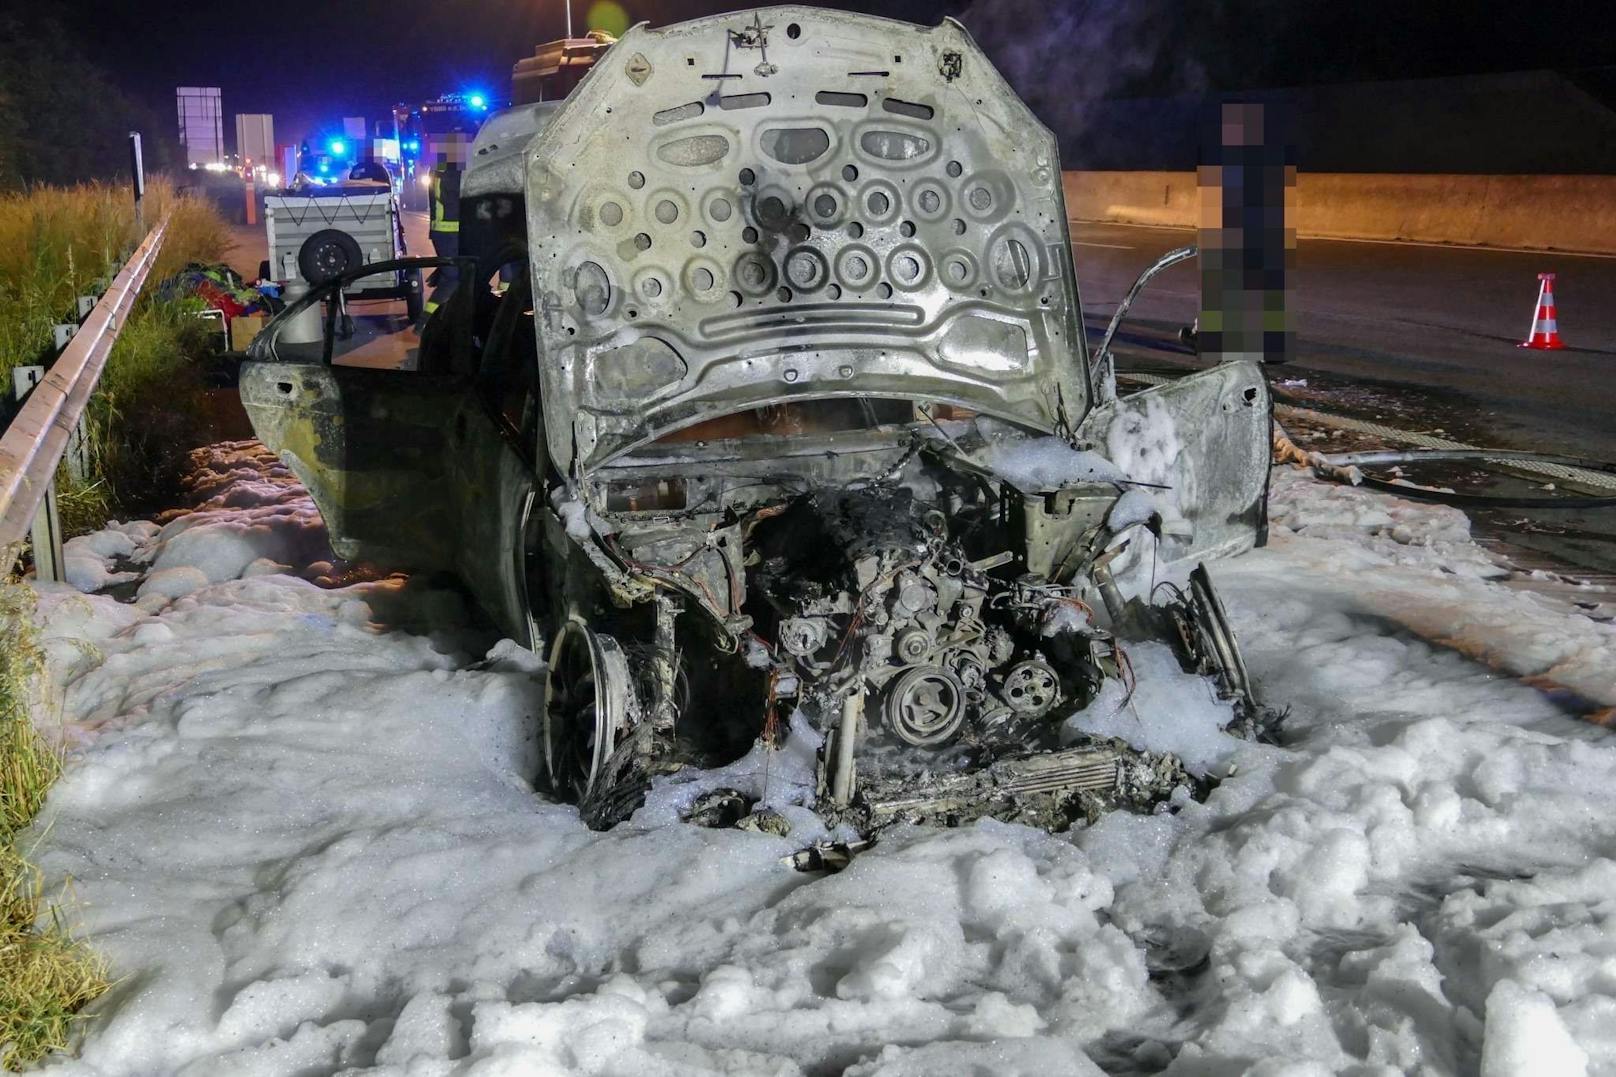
[524,7,1090,473]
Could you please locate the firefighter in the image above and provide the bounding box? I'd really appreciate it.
[424,153,462,319]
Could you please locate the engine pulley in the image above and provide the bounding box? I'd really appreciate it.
[895,627,933,663]
[883,665,966,747]
[1001,659,1061,717]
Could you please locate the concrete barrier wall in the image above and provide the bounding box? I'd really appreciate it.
[1061,171,1616,255]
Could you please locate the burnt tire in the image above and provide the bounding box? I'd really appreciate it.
[297,229,363,285]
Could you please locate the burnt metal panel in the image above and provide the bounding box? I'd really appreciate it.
[522,8,1088,473]
[1076,360,1273,566]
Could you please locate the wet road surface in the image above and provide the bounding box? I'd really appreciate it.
[1071,220,1616,460]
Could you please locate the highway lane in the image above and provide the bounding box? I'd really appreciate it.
[230,206,1614,456]
[1070,220,1616,459]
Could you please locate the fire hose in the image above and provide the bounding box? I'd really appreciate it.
[1273,425,1616,509]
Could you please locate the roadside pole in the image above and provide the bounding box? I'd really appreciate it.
[129,132,145,233]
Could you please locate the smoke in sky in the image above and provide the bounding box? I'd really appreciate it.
[953,0,1211,167]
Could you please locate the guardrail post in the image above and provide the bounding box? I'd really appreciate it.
[29,478,65,584]
[63,418,90,483]
[10,367,43,402]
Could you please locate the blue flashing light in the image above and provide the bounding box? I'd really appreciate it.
[329,139,347,156]
[404,139,421,153]
[316,160,329,173]
[468,93,487,111]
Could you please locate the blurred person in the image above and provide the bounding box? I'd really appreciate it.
[1197,101,1294,364]
[425,153,462,319]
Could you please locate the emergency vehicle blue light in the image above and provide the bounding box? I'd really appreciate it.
[468,94,487,110]
[329,139,347,155]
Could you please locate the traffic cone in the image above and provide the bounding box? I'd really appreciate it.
[1519,272,1565,350]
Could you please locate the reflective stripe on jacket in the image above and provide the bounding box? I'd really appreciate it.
[429,165,461,234]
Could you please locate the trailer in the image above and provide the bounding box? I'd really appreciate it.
[263,182,422,320]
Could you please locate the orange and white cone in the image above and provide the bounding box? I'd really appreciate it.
[1519,272,1566,350]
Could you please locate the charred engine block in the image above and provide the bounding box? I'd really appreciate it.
[751,485,1115,752]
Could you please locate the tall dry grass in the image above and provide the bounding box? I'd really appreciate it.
[0,181,232,527]
[0,582,107,1069]
[0,180,229,387]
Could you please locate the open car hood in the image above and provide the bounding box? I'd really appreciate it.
[524,7,1090,473]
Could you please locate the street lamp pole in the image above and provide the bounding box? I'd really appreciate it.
[565,0,573,39]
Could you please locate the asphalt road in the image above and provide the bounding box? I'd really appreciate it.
[1070,221,1616,460]
[228,209,1615,458]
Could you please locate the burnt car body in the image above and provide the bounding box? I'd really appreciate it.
[240,7,1273,833]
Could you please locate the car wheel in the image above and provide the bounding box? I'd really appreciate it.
[297,229,363,285]
[543,621,633,801]
[1181,564,1255,711]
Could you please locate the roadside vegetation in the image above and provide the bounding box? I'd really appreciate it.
[0,179,229,380]
[0,180,232,530]
[0,583,107,1069]
[0,10,183,190]
[0,181,230,1066]
[0,9,239,1066]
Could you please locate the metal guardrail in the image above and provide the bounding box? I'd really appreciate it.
[0,215,170,580]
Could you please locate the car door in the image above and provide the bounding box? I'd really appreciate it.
[449,257,545,646]
[239,256,541,646]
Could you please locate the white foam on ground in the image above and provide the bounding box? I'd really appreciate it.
[63,441,356,610]
[20,449,1616,1074]
[1062,640,1246,775]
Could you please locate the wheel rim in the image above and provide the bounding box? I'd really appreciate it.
[1189,565,1255,709]
[307,240,352,283]
[543,621,625,800]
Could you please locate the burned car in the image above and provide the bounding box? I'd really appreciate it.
[240,7,1273,834]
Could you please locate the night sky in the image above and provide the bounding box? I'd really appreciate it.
[49,0,1616,154]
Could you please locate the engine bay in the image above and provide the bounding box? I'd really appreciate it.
[549,399,1271,836]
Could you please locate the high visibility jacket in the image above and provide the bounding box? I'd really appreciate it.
[429,165,461,234]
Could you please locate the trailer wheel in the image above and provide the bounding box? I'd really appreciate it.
[297,229,363,285]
